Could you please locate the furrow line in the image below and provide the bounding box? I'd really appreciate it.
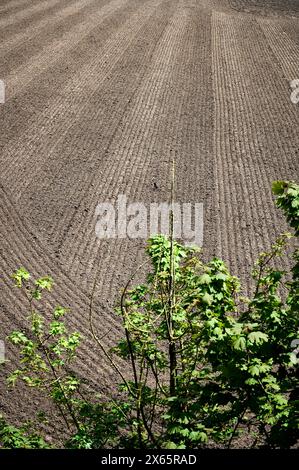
[60,2,187,289]
[212,11,298,286]
[0,0,136,172]
[2,0,172,260]
[1,0,159,187]
[0,0,39,15]
[0,0,63,28]
[0,233,126,384]
[0,185,123,337]
[2,0,132,100]
[258,19,299,80]
[97,6,214,298]
[0,0,103,56]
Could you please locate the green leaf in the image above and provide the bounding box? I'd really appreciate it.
[249,365,260,376]
[35,277,53,290]
[164,441,179,449]
[272,181,286,195]
[8,331,29,345]
[247,331,268,345]
[54,306,68,320]
[11,268,30,287]
[201,293,213,305]
[233,336,247,351]
[31,289,42,300]
[245,377,258,385]
[199,274,212,284]
[189,431,208,442]
[179,428,190,437]
[49,321,66,336]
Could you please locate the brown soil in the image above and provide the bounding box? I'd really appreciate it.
[0,0,298,444]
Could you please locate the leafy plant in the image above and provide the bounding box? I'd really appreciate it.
[2,181,298,449]
[6,271,83,438]
[0,415,48,449]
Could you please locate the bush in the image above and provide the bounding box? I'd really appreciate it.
[1,181,298,449]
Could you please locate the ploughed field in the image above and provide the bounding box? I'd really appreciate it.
[0,0,298,438]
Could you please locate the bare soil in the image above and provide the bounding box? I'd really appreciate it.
[0,0,298,444]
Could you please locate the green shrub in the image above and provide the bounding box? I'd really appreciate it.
[2,181,298,449]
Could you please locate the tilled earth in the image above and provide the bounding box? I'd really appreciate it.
[0,0,298,443]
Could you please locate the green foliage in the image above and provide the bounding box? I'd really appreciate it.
[1,181,298,449]
[0,415,47,449]
[103,181,298,449]
[108,230,297,448]
[6,272,83,443]
[272,181,299,235]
